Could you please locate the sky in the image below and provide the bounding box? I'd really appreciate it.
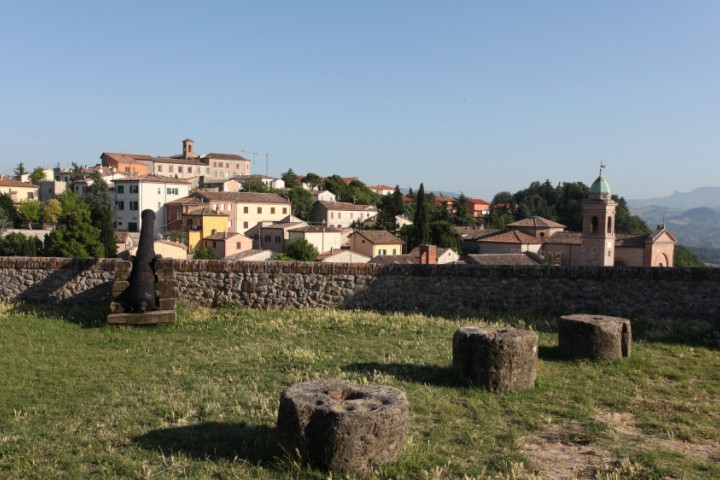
[1,1,718,201]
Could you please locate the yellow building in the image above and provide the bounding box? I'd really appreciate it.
[348,230,404,258]
[183,208,230,251]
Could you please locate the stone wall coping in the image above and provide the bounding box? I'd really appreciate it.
[0,256,124,272]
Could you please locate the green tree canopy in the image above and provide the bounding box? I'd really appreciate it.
[29,167,47,183]
[674,245,706,268]
[85,172,117,257]
[288,186,313,220]
[303,172,321,189]
[375,186,405,232]
[452,193,478,227]
[281,169,299,189]
[412,183,430,248]
[242,177,271,193]
[40,199,62,226]
[0,193,17,228]
[44,190,104,258]
[16,199,40,227]
[286,237,318,261]
[1,232,42,257]
[193,246,217,259]
[13,162,27,178]
[322,175,353,203]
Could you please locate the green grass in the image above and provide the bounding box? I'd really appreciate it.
[0,303,718,479]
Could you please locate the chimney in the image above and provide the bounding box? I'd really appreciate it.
[419,244,437,265]
[183,138,195,159]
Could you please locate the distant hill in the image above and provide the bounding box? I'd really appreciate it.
[630,203,720,266]
[628,186,720,210]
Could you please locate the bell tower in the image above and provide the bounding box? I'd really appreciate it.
[581,164,616,266]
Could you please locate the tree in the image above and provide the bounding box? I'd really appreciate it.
[323,175,353,202]
[29,167,47,183]
[281,169,299,189]
[452,193,477,227]
[613,196,650,235]
[0,209,11,233]
[16,199,40,227]
[286,237,318,261]
[193,247,217,259]
[288,186,313,220]
[375,186,405,232]
[13,162,27,178]
[40,199,62,227]
[70,162,85,181]
[348,180,378,206]
[84,172,117,257]
[412,183,430,247]
[243,177,271,193]
[1,232,41,256]
[430,220,462,252]
[0,193,17,228]
[303,172,321,190]
[44,190,104,258]
[674,245,706,268]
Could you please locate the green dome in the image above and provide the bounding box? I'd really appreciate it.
[590,176,611,197]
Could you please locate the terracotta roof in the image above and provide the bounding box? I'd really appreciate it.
[615,234,647,247]
[205,232,245,240]
[113,175,191,184]
[262,222,307,232]
[223,249,273,261]
[289,225,344,233]
[369,255,418,265]
[316,201,377,212]
[197,191,290,204]
[102,152,153,165]
[544,232,582,245]
[203,153,251,161]
[152,156,206,166]
[0,179,39,188]
[467,198,490,205]
[464,253,544,266]
[351,230,403,245]
[114,231,131,243]
[166,195,206,206]
[183,208,229,217]
[507,216,566,229]
[368,185,394,190]
[435,196,455,204]
[460,227,501,240]
[477,230,543,244]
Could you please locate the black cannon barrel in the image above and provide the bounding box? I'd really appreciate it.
[129,209,157,313]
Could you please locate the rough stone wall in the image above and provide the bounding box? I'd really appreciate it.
[0,257,117,305]
[0,257,718,320]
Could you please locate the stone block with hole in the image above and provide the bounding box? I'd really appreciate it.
[559,314,631,360]
[276,379,408,477]
[452,326,538,392]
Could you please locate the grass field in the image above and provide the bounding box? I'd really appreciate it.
[0,303,718,479]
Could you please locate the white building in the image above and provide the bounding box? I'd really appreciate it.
[112,175,191,233]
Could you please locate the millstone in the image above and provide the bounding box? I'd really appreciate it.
[452,326,538,392]
[277,379,408,477]
[559,314,632,360]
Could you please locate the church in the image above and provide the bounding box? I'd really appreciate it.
[470,172,676,267]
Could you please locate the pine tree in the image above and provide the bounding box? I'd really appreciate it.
[44,190,104,258]
[413,183,430,246]
[85,172,117,257]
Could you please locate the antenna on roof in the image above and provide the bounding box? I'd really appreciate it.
[599,161,606,177]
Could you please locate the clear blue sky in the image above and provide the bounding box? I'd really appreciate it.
[1,1,718,201]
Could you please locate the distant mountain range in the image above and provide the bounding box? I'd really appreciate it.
[627,186,720,210]
[628,187,720,256]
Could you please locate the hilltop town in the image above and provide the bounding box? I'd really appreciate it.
[0,138,678,267]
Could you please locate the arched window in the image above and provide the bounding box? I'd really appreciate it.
[607,216,613,234]
[591,216,599,233]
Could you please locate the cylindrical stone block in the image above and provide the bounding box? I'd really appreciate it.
[277,379,408,477]
[559,314,632,360]
[452,326,538,392]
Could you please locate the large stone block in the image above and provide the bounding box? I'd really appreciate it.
[559,314,631,360]
[277,379,408,477]
[453,326,538,392]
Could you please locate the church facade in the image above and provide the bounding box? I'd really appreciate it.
[473,174,676,267]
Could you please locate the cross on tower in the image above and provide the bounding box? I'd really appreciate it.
[599,162,606,177]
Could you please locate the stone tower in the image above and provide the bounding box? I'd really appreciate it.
[182,138,195,159]
[581,170,616,266]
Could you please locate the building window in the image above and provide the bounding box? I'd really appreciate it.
[275,236,281,243]
[117,201,125,210]
[283,207,287,214]
[591,216,599,233]
[129,185,139,194]
[157,165,163,172]
[243,222,248,228]
[264,235,271,242]
[167,187,179,195]
[158,187,161,194]
[271,207,276,214]
[169,165,174,173]
[379,249,387,255]
[130,201,139,211]
[117,186,124,194]
[243,206,249,213]
[607,216,613,234]
[257,207,262,214]
[236,242,241,249]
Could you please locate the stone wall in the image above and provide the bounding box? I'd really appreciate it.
[1,257,718,319]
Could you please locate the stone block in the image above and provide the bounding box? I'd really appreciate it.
[107,310,176,325]
[158,298,176,310]
[155,280,176,299]
[112,281,130,295]
[453,326,538,392]
[559,314,631,360]
[277,379,408,477]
